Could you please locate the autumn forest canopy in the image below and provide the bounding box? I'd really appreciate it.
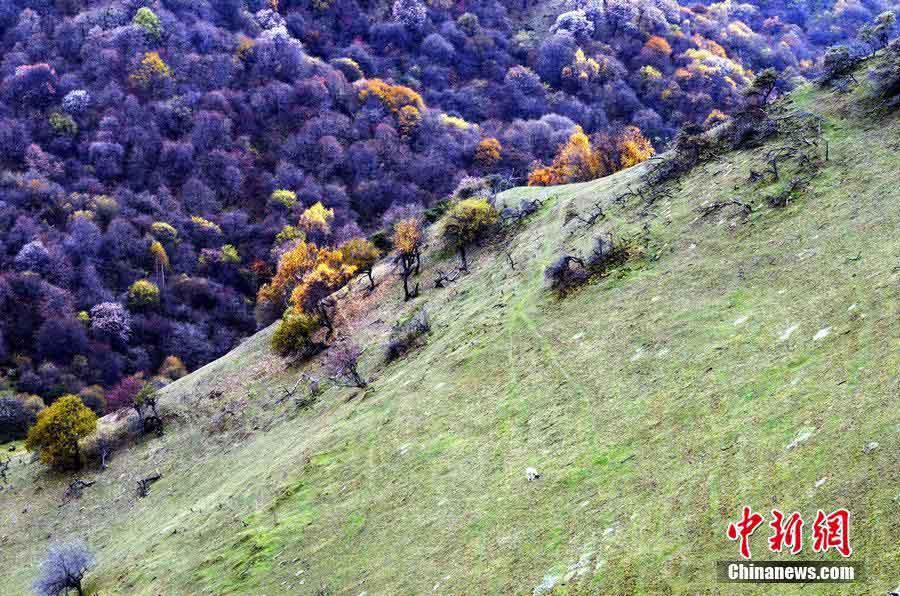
[0,0,897,419]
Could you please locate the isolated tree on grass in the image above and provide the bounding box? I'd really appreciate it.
[440,198,498,271]
[25,396,97,470]
[392,218,424,301]
[324,341,367,388]
[33,540,95,596]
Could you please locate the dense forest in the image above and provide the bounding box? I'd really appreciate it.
[0,0,896,419]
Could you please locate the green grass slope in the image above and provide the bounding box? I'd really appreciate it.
[3,78,900,595]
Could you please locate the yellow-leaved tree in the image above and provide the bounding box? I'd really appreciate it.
[288,248,355,336]
[393,218,424,301]
[25,395,97,470]
[298,202,335,241]
[617,126,655,169]
[440,198,499,271]
[257,240,319,310]
[339,238,381,289]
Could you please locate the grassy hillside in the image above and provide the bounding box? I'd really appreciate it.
[3,75,900,595]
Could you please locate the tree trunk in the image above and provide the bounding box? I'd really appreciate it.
[318,302,333,338]
[402,273,412,301]
[366,270,375,290]
[458,245,468,271]
[351,368,367,388]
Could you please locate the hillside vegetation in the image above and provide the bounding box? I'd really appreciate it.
[3,71,900,595]
[1,0,893,398]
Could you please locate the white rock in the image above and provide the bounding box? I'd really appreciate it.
[778,323,800,342]
[813,327,831,341]
[787,429,813,450]
[526,467,540,481]
[532,575,558,596]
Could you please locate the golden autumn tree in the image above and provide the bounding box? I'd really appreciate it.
[257,240,319,310]
[562,49,601,90]
[298,202,334,240]
[440,198,499,271]
[474,138,502,168]
[617,126,655,169]
[529,125,654,187]
[129,51,172,91]
[150,240,170,288]
[359,79,425,113]
[528,126,603,186]
[339,238,381,289]
[25,395,97,470]
[288,248,354,337]
[393,218,424,301]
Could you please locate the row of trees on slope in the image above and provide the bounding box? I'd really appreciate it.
[0,0,896,432]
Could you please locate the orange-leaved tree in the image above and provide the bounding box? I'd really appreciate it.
[529,125,654,186]
[288,248,355,337]
[256,240,319,324]
[528,125,604,186]
[474,138,502,168]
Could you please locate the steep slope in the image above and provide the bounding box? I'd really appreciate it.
[3,76,900,595]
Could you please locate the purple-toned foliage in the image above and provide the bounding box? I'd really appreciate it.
[90,302,132,344]
[33,540,95,596]
[36,318,88,363]
[62,89,91,115]
[105,374,143,414]
[0,0,889,399]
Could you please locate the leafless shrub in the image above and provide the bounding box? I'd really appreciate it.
[385,310,431,363]
[33,540,95,596]
[544,255,588,294]
[324,341,367,389]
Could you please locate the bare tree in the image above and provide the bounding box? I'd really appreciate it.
[33,540,95,596]
[324,341,367,389]
[63,479,96,503]
[95,432,115,470]
[137,473,162,498]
